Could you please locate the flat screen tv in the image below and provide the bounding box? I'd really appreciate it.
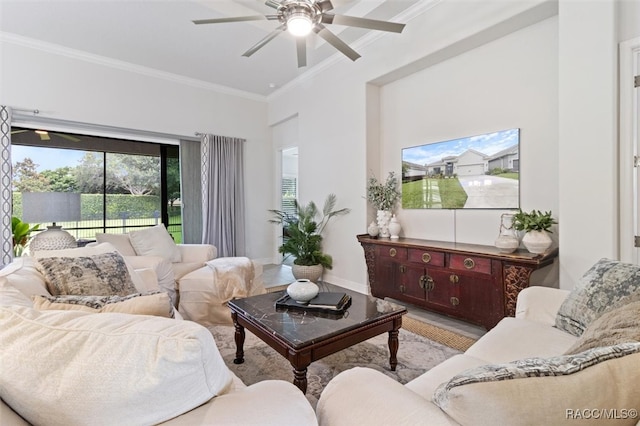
[401,128,520,209]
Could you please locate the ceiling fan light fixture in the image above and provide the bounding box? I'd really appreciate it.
[287,12,313,37]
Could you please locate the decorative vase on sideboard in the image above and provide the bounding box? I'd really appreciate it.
[376,210,392,238]
[388,215,402,239]
[522,230,552,254]
[494,213,519,253]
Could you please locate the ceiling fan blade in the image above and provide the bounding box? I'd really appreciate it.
[296,37,307,68]
[322,14,405,33]
[316,0,334,13]
[242,24,286,57]
[314,24,360,61]
[56,133,81,143]
[193,16,266,25]
[10,130,28,135]
[265,0,281,10]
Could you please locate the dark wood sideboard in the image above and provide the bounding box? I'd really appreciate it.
[357,234,558,329]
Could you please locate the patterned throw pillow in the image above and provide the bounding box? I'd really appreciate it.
[555,258,640,336]
[433,342,640,405]
[32,291,174,318]
[36,252,138,296]
[564,300,640,355]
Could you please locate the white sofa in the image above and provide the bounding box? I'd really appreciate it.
[317,258,640,426]
[0,247,316,426]
[93,228,266,326]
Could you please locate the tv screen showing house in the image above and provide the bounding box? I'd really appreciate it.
[401,128,520,209]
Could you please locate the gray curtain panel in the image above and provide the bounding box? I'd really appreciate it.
[200,134,246,257]
[0,106,13,266]
[179,139,203,244]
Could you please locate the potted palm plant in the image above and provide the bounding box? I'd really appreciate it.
[269,194,350,282]
[513,209,557,254]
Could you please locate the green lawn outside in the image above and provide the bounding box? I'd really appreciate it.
[495,172,519,180]
[402,178,468,209]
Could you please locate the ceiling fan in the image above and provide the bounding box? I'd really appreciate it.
[193,0,406,67]
[11,129,81,143]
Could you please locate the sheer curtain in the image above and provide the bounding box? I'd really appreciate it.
[179,139,202,244]
[201,134,246,257]
[0,106,13,266]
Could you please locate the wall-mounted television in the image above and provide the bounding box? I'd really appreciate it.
[401,128,520,209]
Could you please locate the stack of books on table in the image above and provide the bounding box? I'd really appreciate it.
[275,292,352,314]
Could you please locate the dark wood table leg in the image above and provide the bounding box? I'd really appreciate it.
[387,318,402,371]
[232,312,245,365]
[293,366,308,394]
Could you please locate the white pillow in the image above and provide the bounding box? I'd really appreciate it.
[94,233,137,256]
[32,243,149,294]
[128,224,181,263]
[0,278,34,308]
[0,306,232,426]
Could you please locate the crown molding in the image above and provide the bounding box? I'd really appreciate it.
[0,31,267,103]
[267,0,443,101]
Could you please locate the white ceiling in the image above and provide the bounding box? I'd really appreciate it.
[0,0,422,97]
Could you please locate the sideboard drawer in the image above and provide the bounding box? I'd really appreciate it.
[449,254,492,275]
[407,249,445,266]
[376,246,407,261]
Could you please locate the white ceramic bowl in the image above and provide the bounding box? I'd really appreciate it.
[287,279,319,304]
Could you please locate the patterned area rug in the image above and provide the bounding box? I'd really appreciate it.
[208,324,461,408]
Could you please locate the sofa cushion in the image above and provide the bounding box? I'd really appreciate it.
[464,317,576,363]
[555,258,640,336]
[0,306,233,426]
[564,300,640,355]
[36,251,138,296]
[0,257,51,298]
[129,224,181,263]
[433,343,640,426]
[32,243,150,294]
[0,278,33,308]
[95,232,137,256]
[32,291,174,318]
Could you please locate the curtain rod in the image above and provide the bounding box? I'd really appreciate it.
[194,132,246,142]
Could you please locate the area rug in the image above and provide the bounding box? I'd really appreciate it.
[208,325,461,408]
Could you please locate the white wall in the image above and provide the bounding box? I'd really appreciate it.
[0,39,273,261]
[558,0,618,289]
[269,1,561,293]
[379,17,559,248]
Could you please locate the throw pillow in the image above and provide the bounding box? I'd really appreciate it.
[0,306,232,426]
[36,252,138,296]
[32,243,149,293]
[564,300,640,355]
[94,233,137,256]
[129,224,181,263]
[433,343,640,426]
[32,291,174,318]
[555,258,640,336]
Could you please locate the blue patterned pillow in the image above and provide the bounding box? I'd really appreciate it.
[555,258,640,336]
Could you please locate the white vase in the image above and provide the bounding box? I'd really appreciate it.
[388,215,402,239]
[367,221,379,237]
[287,279,319,304]
[377,210,392,238]
[494,213,519,253]
[522,230,552,254]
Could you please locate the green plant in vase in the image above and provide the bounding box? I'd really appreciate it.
[269,194,350,282]
[366,172,400,238]
[513,209,557,254]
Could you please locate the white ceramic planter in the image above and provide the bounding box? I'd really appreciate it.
[522,230,552,254]
[287,279,319,303]
[292,264,323,282]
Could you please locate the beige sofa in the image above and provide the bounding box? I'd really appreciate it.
[0,246,316,426]
[92,227,266,325]
[317,258,640,426]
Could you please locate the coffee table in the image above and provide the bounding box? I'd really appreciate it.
[228,285,407,394]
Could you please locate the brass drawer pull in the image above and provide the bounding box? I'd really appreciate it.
[449,274,459,284]
[463,258,475,269]
[420,275,434,291]
[450,297,460,306]
[422,253,431,263]
[399,265,406,273]
[389,248,397,257]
